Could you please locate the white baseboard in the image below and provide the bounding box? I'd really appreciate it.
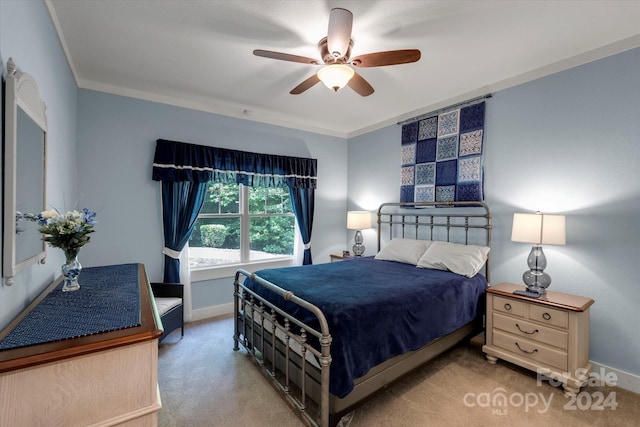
[188,303,640,396]
[191,303,233,322]
[590,361,640,394]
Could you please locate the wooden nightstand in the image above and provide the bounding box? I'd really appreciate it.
[482,282,594,395]
[329,253,354,262]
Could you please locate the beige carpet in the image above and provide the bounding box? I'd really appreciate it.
[157,316,639,427]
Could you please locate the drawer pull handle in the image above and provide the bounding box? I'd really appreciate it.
[516,324,539,335]
[542,313,552,321]
[504,303,512,311]
[515,342,538,355]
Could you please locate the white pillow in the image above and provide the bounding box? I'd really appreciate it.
[374,238,433,266]
[417,241,490,278]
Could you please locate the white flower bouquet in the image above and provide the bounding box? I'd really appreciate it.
[37,208,98,260]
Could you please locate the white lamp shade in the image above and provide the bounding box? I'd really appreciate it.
[347,211,372,230]
[511,212,566,245]
[317,64,355,91]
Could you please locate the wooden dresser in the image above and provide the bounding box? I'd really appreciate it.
[0,264,163,426]
[482,282,594,394]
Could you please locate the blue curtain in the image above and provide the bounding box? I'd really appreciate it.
[161,180,207,282]
[153,139,318,281]
[288,187,315,265]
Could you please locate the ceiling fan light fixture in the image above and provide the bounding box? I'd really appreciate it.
[317,64,355,92]
[253,8,420,96]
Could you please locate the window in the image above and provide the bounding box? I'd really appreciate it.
[189,182,295,269]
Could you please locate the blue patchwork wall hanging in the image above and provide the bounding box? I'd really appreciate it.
[400,101,485,202]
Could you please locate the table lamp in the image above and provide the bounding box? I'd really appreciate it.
[511,212,566,295]
[347,211,371,257]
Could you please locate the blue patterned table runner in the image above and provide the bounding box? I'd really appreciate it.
[0,263,141,350]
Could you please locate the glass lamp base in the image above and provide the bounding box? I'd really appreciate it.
[522,273,551,295]
[522,245,551,295]
[352,230,365,257]
[352,244,365,256]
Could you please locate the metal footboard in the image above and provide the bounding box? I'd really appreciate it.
[233,269,333,427]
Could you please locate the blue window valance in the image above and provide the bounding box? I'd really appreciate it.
[152,139,317,189]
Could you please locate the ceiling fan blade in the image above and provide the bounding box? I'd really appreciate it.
[290,74,321,94]
[327,8,353,59]
[348,72,374,97]
[253,49,320,65]
[351,49,421,67]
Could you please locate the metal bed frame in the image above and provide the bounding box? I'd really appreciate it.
[233,201,491,427]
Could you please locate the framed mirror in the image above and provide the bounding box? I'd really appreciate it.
[3,58,47,285]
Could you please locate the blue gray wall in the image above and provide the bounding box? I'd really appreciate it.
[348,48,640,379]
[0,0,78,327]
[75,89,348,309]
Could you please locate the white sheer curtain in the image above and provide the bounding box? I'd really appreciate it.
[179,247,193,321]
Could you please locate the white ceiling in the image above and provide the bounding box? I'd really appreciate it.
[46,0,640,138]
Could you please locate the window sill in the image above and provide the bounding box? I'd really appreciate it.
[190,257,296,282]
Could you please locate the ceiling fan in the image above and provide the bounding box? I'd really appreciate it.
[253,8,421,96]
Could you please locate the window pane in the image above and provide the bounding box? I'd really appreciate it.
[250,216,295,257]
[200,183,239,214]
[189,217,240,267]
[248,186,292,214]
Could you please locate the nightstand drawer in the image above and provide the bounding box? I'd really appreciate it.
[529,304,568,329]
[492,330,568,372]
[493,312,568,350]
[493,296,527,318]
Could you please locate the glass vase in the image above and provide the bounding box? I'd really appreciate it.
[61,250,82,292]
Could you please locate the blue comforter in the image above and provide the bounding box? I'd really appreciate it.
[244,257,487,398]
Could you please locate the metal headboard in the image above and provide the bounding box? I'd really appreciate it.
[377,201,492,281]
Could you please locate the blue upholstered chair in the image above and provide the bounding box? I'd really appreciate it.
[151,282,184,342]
